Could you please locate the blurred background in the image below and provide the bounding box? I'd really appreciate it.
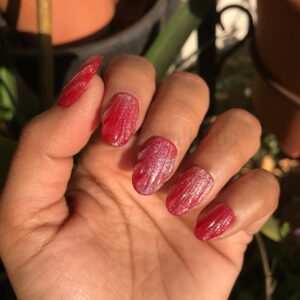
[0,0,299,299]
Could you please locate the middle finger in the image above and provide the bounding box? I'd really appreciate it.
[132,72,209,195]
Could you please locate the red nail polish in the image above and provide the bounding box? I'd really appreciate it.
[194,203,235,241]
[101,93,139,147]
[166,166,214,216]
[58,56,103,107]
[132,137,177,195]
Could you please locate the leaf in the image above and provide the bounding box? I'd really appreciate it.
[0,66,17,122]
[145,0,213,81]
[261,216,290,242]
[0,42,41,131]
[280,222,290,238]
[0,137,16,188]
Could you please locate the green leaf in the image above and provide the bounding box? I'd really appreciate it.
[0,66,17,122]
[0,51,40,130]
[0,137,16,188]
[261,216,290,242]
[280,221,290,238]
[145,0,213,81]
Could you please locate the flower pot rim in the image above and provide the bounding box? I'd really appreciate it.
[12,0,167,57]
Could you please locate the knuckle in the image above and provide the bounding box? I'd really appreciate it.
[167,71,209,92]
[226,109,262,135]
[19,114,44,144]
[251,169,280,211]
[166,98,199,123]
[162,72,210,113]
[216,109,262,156]
[256,169,280,192]
[167,97,196,116]
[20,118,37,141]
[106,55,155,78]
[165,102,199,140]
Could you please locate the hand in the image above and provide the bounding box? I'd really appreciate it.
[0,55,279,300]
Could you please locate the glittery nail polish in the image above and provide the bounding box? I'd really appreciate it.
[166,166,214,216]
[194,203,235,241]
[101,92,139,147]
[132,137,177,195]
[58,56,103,107]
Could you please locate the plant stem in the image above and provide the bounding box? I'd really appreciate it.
[255,233,276,300]
[145,0,212,81]
[37,0,54,110]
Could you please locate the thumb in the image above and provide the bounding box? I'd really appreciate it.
[0,57,104,234]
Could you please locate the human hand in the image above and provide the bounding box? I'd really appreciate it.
[0,55,279,300]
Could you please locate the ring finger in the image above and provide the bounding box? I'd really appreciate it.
[166,108,262,216]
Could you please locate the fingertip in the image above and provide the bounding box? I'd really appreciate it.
[100,55,156,147]
[194,203,235,241]
[57,55,103,108]
[194,169,280,241]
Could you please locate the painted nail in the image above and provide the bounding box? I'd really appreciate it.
[132,137,177,195]
[101,93,139,147]
[194,203,235,241]
[166,166,214,216]
[58,56,103,107]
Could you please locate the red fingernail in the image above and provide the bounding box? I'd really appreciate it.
[194,203,235,241]
[132,137,177,195]
[101,93,139,147]
[57,56,103,107]
[166,166,214,216]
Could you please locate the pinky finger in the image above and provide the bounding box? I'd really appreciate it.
[194,169,280,241]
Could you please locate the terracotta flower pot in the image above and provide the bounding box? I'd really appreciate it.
[9,0,175,97]
[0,0,116,45]
[253,0,300,158]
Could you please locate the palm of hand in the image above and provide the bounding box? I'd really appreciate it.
[8,139,248,300]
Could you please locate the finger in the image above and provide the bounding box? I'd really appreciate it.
[166,109,262,216]
[194,169,279,241]
[132,72,209,195]
[0,57,104,229]
[100,55,156,147]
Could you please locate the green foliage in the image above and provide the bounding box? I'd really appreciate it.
[261,216,290,242]
[262,133,281,157]
[145,0,212,80]
[0,66,16,122]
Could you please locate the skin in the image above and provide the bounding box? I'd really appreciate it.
[0,55,279,300]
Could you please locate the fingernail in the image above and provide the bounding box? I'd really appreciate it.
[194,203,235,241]
[101,93,139,147]
[58,56,103,107]
[132,137,177,195]
[166,166,214,216]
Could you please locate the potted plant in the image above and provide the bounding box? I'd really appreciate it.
[1,0,180,96]
[252,0,300,158]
